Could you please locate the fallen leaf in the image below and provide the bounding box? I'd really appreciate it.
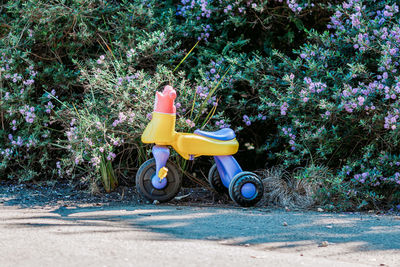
[174,193,191,201]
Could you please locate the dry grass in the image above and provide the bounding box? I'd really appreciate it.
[257,165,329,209]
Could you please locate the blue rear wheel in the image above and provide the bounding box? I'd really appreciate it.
[228,172,263,207]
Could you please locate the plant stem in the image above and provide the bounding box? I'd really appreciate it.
[173,40,200,73]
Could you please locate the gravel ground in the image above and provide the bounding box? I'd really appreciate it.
[1,182,400,267]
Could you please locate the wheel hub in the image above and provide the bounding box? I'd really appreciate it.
[241,182,256,199]
[151,174,168,189]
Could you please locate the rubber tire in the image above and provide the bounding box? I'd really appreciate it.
[208,164,228,194]
[136,158,182,202]
[228,172,264,207]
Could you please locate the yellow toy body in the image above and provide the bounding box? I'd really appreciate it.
[136,85,264,207]
[141,112,239,160]
[141,112,176,145]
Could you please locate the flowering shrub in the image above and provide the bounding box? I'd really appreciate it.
[250,0,400,210]
[1,0,398,210]
[0,50,57,181]
[57,53,230,187]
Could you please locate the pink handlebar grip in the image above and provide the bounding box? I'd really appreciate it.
[154,85,176,114]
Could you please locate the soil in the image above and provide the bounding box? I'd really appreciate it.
[1,181,399,216]
[0,180,231,208]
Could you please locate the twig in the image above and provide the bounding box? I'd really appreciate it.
[0,87,4,131]
[28,52,58,61]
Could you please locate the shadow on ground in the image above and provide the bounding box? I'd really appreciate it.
[2,200,400,253]
[1,181,400,261]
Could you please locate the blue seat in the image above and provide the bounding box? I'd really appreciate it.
[194,128,236,141]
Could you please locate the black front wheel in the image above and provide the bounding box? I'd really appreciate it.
[208,164,228,194]
[228,172,264,207]
[135,158,182,202]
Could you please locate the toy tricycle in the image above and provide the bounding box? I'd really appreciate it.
[136,85,264,207]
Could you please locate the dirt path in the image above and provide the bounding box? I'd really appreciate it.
[1,184,400,266]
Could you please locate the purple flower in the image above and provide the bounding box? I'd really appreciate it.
[107,152,116,161]
[280,102,289,115]
[112,120,120,127]
[23,79,34,86]
[243,115,252,126]
[185,119,195,128]
[91,157,100,166]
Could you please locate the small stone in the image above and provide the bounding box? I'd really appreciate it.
[251,255,268,259]
[282,222,288,226]
[317,208,324,212]
[319,241,329,247]
[244,243,250,247]
[326,225,333,229]
[153,200,160,205]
